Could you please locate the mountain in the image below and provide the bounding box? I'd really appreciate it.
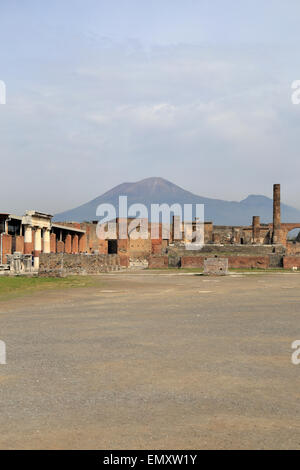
[54,177,300,225]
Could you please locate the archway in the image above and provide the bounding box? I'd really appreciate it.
[287,228,300,242]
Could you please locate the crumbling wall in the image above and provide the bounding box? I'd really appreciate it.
[148,255,168,269]
[180,254,270,269]
[39,253,121,276]
[283,256,300,269]
[6,253,34,274]
[129,237,152,259]
[181,256,204,268]
[286,242,300,255]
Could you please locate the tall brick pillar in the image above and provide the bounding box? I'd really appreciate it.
[72,235,79,254]
[65,234,72,253]
[252,216,260,244]
[50,233,56,253]
[272,184,281,244]
[79,234,87,253]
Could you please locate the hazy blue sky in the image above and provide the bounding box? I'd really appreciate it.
[1,0,300,213]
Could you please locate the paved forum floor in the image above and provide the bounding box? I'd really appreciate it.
[0,271,300,449]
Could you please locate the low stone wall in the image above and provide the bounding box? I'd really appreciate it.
[39,253,121,276]
[283,256,300,269]
[148,255,168,269]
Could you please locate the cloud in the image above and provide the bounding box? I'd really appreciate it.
[1,37,300,212]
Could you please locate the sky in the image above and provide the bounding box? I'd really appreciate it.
[1,0,300,213]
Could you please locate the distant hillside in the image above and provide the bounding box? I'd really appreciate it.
[54,177,300,225]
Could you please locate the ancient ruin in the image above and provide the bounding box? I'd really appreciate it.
[1,184,300,274]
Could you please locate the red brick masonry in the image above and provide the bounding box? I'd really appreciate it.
[181,255,270,269]
[283,256,300,269]
[148,256,168,269]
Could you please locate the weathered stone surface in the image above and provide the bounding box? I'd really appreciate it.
[203,257,228,276]
[148,256,168,269]
[39,253,121,276]
[283,256,300,269]
[6,253,34,274]
[181,254,271,269]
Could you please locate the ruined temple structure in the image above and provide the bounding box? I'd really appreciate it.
[50,184,300,269]
[0,210,86,269]
[2,184,300,273]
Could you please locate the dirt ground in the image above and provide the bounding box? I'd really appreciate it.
[0,270,300,449]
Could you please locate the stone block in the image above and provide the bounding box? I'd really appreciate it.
[203,257,228,276]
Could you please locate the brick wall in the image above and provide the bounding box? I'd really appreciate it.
[181,256,204,268]
[152,243,163,254]
[1,234,12,263]
[286,242,300,255]
[15,236,24,253]
[148,256,168,269]
[228,256,269,269]
[128,237,152,259]
[119,254,129,268]
[57,241,64,253]
[283,256,300,269]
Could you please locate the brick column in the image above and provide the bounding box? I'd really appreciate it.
[273,184,281,244]
[50,233,56,253]
[72,234,79,254]
[65,234,72,253]
[252,216,260,244]
[79,234,87,253]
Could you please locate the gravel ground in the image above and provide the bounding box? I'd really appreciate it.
[0,271,299,449]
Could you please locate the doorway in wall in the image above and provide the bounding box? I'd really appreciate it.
[108,239,118,254]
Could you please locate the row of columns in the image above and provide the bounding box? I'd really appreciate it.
[24,226,51,269]
[251,184,281,245]
[24,226,84,269]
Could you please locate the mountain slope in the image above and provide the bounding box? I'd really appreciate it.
[54,177,300,225]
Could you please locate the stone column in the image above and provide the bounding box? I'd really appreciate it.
[34,227,42,269]
[43,229,50,254]
[273,184,281,244]
[252,216,260,244]
[24,225,33,254]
